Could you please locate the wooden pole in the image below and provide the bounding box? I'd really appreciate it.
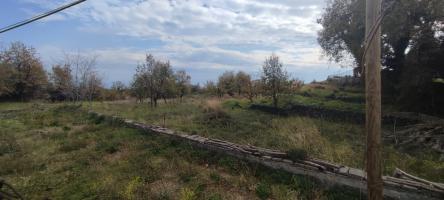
[365,0,383,199]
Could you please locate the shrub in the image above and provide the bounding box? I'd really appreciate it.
[180,187,197,200]
[199,100,231,126]
[123,176,143,200]
[255,182,271,200]
[222,99,242,109]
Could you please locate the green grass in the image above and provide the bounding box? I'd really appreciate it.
[0,103,363,199]
[90,98,444,182]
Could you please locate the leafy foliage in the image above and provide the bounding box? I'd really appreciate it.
[0,42,48,101]
[261,54,290,107]
[318,0,444,115]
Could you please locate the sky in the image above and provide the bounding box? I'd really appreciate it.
[0,0,351,86]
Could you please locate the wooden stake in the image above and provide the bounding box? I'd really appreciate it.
[365,0,383,199]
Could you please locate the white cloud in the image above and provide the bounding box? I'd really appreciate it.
[20,0,344,84]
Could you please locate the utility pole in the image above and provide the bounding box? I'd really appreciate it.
[365,0,383,199]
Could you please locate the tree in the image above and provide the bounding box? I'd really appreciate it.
[132,54,175,108]
[0,42,48,101]
[130,74,146,103]
[154,60,175,104]
[251,79,264,99]
[85,71,103,105]
[133,54,156,107]
[61,52,100,102]
[109,81,127,100]
[318,0,444,115]
[203,80,218,96]
[48,64,73,101]
[217,71,236,96]
[190,83,201,94]
[288,78,304,93]
[175,70,191,102]
[0,63,15,98]
[261,54,289,107]
[235,71,251,96]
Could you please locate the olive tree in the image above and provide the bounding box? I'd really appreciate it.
[131,54,175,108]
[261,54,289,107]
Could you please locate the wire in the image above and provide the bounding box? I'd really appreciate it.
[0,0,87,34]
[360,0,398,75]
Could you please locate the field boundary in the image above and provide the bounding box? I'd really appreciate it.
[88,111,444,200]
[249,104,441,125]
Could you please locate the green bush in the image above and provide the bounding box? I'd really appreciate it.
[180,187,197,200]
[255,182,271,200]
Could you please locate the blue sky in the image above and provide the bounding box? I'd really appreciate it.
[0,0,350,86]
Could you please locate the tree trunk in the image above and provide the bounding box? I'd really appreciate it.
[272,94,278,108]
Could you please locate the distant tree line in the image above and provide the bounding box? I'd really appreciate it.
[318,0,444,115]
[0,42,303,108]
[201,54,303,107]
[0,42,127,103]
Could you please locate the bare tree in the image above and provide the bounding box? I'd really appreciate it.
[61,52,100,103]
[85,71,103,107]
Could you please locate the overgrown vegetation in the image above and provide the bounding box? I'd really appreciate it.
[318,0,444,116]
[89,97,444,183]
[0,103,364,199]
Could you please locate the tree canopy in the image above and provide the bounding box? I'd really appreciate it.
[0,42,48,101]
[261,54,289,107]
[318,0,444,115]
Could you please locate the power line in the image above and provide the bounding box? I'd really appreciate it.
[360,0,398,75]
[0,0,87,34]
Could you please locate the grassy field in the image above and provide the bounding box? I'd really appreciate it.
[89,97,444,183]
[0,103,361,199]
[281,83,365,112]
[1,88,443,199]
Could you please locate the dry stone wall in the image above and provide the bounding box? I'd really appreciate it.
[88,111,444,200]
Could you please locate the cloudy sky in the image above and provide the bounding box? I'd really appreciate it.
[0,0,350,86]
